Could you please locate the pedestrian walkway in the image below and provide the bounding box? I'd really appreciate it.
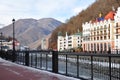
[0,58,79,80]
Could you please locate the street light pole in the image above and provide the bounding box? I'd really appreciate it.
[12,18,16,62]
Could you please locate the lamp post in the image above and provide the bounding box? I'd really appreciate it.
[12,18,16,62]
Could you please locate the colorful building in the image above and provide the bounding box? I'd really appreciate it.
[82,11,115,52]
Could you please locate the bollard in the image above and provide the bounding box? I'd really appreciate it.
[25,51,29,66]
[52,51,58,73]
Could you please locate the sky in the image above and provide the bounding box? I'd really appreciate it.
[0,0,95,28]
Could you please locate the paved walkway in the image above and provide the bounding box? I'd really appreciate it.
[0,58,78,80]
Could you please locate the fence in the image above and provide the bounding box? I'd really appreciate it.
[0,50,120,80]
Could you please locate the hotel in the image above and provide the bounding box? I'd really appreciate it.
[82,11,115,52]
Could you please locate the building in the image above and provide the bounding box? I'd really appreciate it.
[114,7,120,50]
[41,35,51,50]
[41,38,48,50]
[0,39,20,51]
[57,32,82,51]
[82,11,115,52]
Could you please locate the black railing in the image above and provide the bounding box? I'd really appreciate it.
[0,50,120,80]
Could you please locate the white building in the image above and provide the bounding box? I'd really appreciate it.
[57,32,82,51]
[114,7,120,50]
[82,11,115,52]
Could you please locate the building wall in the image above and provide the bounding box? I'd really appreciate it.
[114,7,120,50]
[57,36,65,51]
[57,33,82,51]
[82,19,115,52]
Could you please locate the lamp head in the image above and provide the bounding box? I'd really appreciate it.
[12,18,15,22]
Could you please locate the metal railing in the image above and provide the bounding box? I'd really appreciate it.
[0,50,120,80]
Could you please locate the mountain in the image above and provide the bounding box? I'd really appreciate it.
[0,18,62,49]
[50,0,120,49]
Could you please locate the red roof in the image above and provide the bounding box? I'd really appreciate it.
[105,11,115,20]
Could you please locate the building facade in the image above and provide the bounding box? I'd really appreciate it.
[82,11,115,52]
[41,35,51,50]
[57,32,82,51]
[114,7,120,50]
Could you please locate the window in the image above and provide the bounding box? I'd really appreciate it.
[94,37,96,40]
[109,24,110,27]
[104,43,106,51]
[116,29,118,33]
[116,23,118,27]
[104,30,106,33]
[104,36,106,40]
[91,44,93,51]
[104,25,107,29]
[68,41,72,43]
[108,36,110,39]
[100,31,102,35]
[97,43,99,51]
[97,37,99,40]
[116,35,118,39]
[100,36,102,40]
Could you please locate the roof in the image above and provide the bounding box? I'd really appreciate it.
[90,11,115,24]
[74,32,82,36]
[105,11,115,20]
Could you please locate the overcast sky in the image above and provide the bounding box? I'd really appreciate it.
[0,0,95,28]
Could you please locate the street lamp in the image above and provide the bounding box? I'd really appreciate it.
[12,18,16,62]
